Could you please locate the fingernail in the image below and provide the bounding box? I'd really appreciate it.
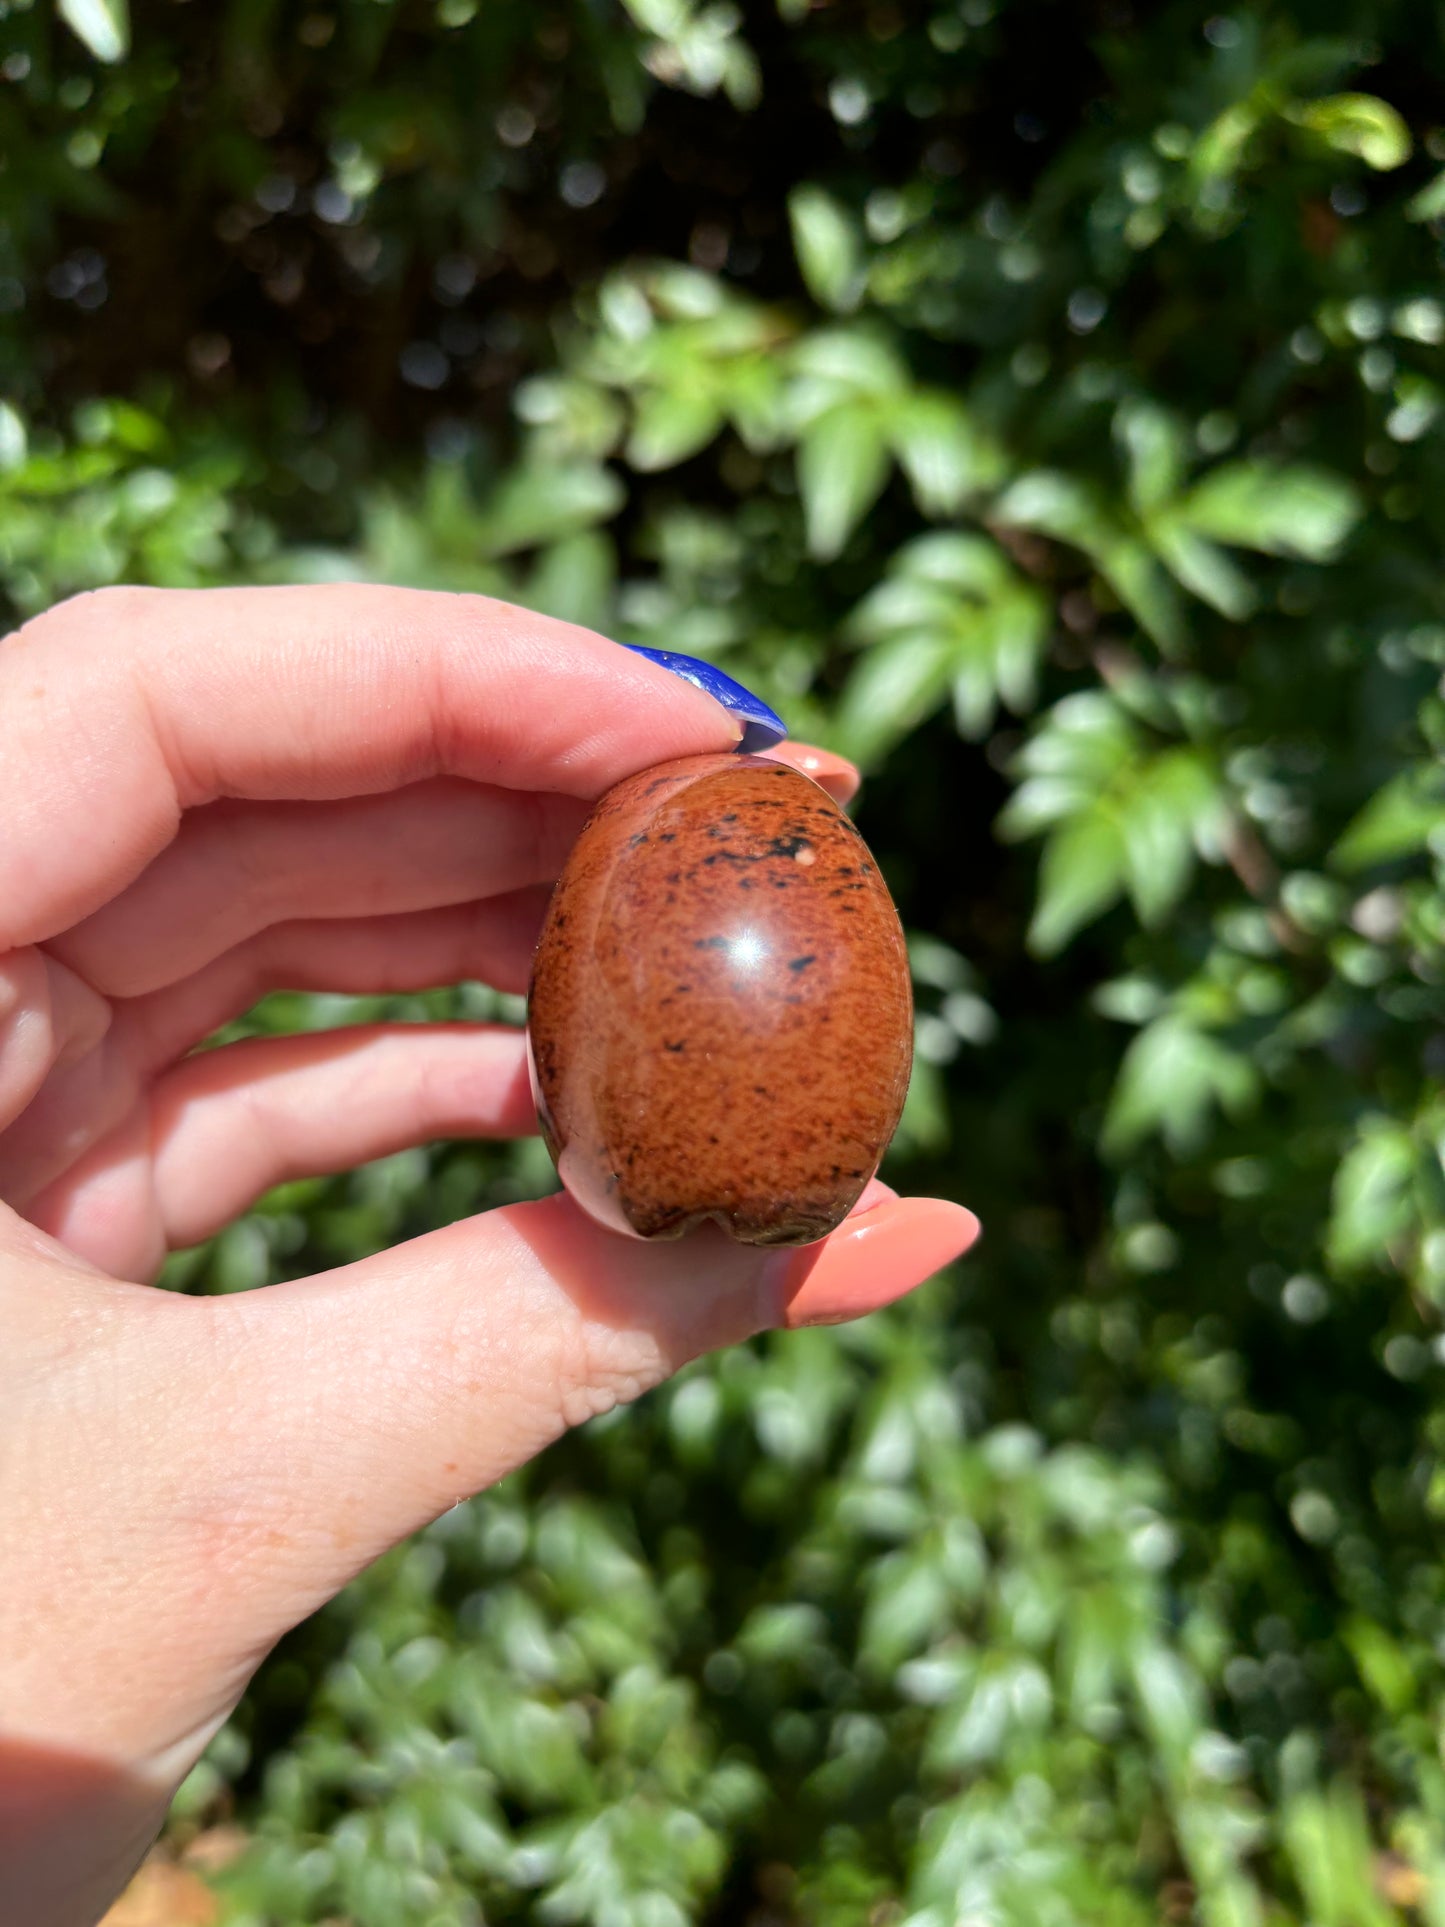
[622,644,788,753]
[761,744,860,807]
[772,1198,980,1330]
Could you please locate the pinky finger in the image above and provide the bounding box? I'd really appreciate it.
[29,1023,537,1280]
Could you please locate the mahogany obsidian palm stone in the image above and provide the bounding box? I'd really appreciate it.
[526,753,913,1246]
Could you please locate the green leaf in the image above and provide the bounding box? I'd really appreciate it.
[1342,1618,1416,1718]
[58,0,130,61]
[621,0,691,32]
[835,630,958,765]
[846,533,1050,747]
[1118,748,1221,925]
[994,469,1112,551]
[0,403,26,474]
[787,327,907,415]
[1327,1120,1418,1271]
[1147,519,1257,620]
[1190,97,1268,186]
[1331,766,1445,869]
[626,388,725,469]
[1291,93,1412,171]
[890,392,1004,516]
[1131,1643,1205,1765]
[1098,537,1188,654]
[1028,810,1128,956]
[1406,169,1445,221]
[525,530,616,630]
[789,185,864,313]
[1116,399,1187,515]
[797,407,891,560]
[1180,463,1360,560]
[1104,1016,1259,1156]
[478,462,624,557]
[998,692,1139,836]
[1281,1783,1400,1927]
[996,469,1186,650]
[860,1552,951,1671]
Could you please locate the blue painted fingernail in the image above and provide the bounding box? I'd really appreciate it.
[622,644,788,753]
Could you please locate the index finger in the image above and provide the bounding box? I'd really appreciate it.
[0,585,742,949]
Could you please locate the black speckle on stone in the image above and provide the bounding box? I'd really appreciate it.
[629,832,649,847]
[694,935,731,950]
[664,1040,687,1053]
[789,955,817,973]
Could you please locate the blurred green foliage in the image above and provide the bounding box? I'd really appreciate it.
[5,0,1445,1919]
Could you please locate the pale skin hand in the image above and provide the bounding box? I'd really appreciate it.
[0,586,979,1927]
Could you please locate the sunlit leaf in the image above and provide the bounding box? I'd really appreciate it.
[1327,1120,1418,1270]
[58,0,130,61]
[1027,810,1128,956]
[789,185,865,313]
[525,530,616,630]
[891,392,1005,516]
[994,469,1111,550]
[797,407,891,559]
[1291,93,1412,171]
[1331,766,1445,869]
[626,388,725,469]
[1406,170,1445,220]
[1148,520,1257,619]
[1099,536,1188,653]
[1180,463,1360,560]
[835,629,957,764]
[845,533,1050,753]
[1281,1783,1400,1927]
[1104,1016,1259,1156]
[1116,399,1187,515]
[0,403,26,473]
[478,462,625,557]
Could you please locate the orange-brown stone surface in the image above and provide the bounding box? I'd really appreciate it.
[527,754,913,1245]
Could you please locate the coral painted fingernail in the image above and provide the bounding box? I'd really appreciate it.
[774,1198,981,1329]
[622,643,788,753]
[762,743,861,806]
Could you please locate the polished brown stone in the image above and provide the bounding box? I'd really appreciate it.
[527,753,913,1245]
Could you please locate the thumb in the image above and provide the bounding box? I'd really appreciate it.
[0,1187,977,1877]
[213,1188,979,1634]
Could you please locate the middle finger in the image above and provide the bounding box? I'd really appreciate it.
[48,745,863,1002]
[48,779,589,999]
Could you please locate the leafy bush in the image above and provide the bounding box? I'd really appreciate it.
[6,0,1445,1919]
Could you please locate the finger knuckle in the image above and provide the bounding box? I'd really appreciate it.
[551,1314,666,1432]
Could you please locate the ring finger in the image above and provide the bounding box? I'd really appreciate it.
[0,891,550,1208]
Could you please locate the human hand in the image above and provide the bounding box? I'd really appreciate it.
[0,586,979,1926]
